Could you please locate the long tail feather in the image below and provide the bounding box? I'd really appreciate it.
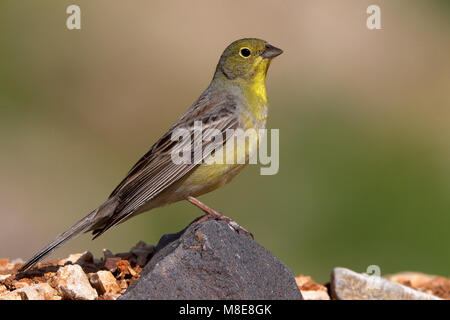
[19,208,99,272]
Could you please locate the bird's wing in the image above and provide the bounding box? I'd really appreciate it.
[91,93,239,238]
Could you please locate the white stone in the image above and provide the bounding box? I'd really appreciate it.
[0,274,11,281]
[52,264,98,300]
[0,290,22,300]
[331,267,442,300]
[16,283,61,300]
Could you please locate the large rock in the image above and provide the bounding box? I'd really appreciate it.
[120,217,302,300]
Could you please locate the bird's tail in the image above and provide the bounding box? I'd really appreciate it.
[19,208,100,272]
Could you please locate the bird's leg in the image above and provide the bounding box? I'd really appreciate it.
[186,196,253,239]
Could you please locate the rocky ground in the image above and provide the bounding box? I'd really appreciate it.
[0,241,154,300]
[1,218,449,300]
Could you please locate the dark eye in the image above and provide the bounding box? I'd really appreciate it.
[239,47,251,58]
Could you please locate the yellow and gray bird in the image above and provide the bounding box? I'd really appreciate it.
[19,38,283,272]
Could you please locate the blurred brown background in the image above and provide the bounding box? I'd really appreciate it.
[0,0,449,282]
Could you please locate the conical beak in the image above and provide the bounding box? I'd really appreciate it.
[261,43,283,59]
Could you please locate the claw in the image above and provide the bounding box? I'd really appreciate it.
[187,196,254,239]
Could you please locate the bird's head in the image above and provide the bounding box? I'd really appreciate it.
[215,38,283,83]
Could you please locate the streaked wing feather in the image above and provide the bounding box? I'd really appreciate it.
[92,93,239,238]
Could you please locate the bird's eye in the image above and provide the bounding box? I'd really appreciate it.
[239,47,251,58]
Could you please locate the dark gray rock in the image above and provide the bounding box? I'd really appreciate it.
[119,217,302,300]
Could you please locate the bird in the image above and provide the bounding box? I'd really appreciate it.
[19,38,283,272]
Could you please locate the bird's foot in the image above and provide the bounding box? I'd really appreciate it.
[197,212,254,239]
[187,196,254,239]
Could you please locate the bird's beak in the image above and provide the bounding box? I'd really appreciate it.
[261,44,283,59]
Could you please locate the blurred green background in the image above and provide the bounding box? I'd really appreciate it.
[0,0,449,283]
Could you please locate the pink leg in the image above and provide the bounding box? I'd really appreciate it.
[187,196,253,239]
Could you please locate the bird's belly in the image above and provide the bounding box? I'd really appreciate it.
[137,162,247,216]
[136,125,261,212]
[182,162,247,196]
